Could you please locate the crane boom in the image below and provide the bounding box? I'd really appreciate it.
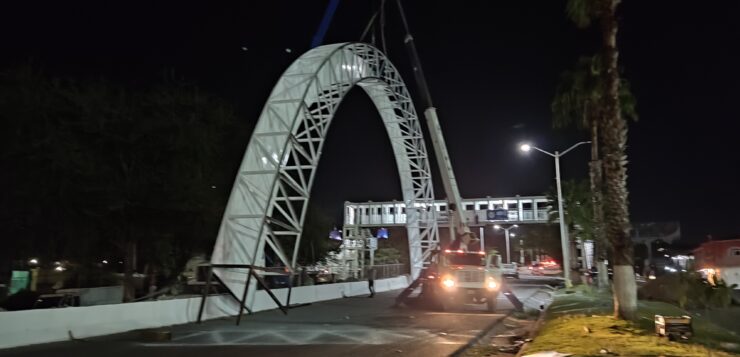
[396,0,476,250]
[423,107,475,249]
[392,1,521,312]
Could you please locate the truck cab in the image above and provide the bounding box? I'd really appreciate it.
[426,249,502,312]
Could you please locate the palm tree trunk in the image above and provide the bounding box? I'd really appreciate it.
[600,0,636,319]
[588,124,609,289]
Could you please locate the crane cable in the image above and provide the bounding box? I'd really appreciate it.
[380,0,389,56]
[359,10,379,44]
[394,0,434,109]
[359,0,389,57]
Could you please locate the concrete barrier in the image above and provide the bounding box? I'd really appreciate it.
[0,275,409,350]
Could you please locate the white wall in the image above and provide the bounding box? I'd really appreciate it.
[719,267,740,289]
[0,275,408,350]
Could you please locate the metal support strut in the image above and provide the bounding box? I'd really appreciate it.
[197,264,293,325]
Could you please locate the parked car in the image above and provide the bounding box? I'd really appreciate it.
[311,269,333,284]
[501,263,519,279]
[529,262,545,275]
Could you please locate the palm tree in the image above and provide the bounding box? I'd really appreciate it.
[563,0,637,319]
[546,180,593,240]
[552,56,637,291]
[545,180,593,273]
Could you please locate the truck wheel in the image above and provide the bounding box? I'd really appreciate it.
[439,296,454,312]
[486,295,498,312]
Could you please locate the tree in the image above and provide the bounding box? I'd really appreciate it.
[518,225,562,264]
[294,205,339,266]
[546,180,592,278]
[0,66,238,300]
[552,56,637,291]
[546,179,594,242]
[59,76,237,300]
[373,247,402,264]
[563,0,637,319]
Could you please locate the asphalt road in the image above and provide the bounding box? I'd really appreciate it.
[0,282,551,357]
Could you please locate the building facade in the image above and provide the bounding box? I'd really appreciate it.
[693,238,740,289]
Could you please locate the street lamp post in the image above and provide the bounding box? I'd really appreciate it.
[494,224,518,264]
[519,239,525,265]
[520,141,590,288]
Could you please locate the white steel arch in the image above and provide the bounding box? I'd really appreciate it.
[211,43,438,302]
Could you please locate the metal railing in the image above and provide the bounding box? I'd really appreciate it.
[284,263,408,287]
[369,264,408,280]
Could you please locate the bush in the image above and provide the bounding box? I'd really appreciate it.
[639,272,737,309]
[0,289,40,311]
[709,280,736,308]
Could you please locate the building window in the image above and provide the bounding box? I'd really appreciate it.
[389,207,395,214]
[439,205,447,211]
[377,208,382,215]
[731,248,740,256]
[402,207,406,214]
[465,204,474,211]
[479,204,489,210]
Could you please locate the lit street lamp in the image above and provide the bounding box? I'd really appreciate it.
[520,141,590,288]
[494,224,518,264]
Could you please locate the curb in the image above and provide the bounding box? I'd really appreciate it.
[452,286,554,357]
[514,308,548,357]
[449,310,517,357]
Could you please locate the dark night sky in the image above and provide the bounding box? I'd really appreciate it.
[2,1,739,245]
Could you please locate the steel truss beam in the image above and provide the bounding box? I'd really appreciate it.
[210,43,438,308]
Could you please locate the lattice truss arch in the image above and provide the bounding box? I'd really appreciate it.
[211,43,438,300]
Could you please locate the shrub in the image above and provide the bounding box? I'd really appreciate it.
[0,289,40,311]
[639,272,736,309]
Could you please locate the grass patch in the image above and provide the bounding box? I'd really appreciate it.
[524,287,740,356]
[461,345,498,357]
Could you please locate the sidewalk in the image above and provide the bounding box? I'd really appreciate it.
[519,286,740,357]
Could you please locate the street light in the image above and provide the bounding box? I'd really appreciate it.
[494,224,518,264]
[519,141,590,288]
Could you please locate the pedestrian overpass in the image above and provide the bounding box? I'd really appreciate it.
[343,195,550,228]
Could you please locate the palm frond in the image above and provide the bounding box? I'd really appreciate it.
[566,0,601,29]
[543,180,594,241]
[619,79,638,122]
[552,56,601,130]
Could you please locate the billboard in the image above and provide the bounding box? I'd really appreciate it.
[487,208,508,221]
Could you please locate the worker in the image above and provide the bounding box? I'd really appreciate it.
[366,265,377,298]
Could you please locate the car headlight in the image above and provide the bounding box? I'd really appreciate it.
[487,279,498,289]
[442,277,455,288]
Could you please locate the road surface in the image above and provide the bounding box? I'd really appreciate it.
[0,283,552,357]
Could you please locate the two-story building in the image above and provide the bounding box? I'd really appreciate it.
[693,238,740,289]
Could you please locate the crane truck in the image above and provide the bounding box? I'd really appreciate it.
[420,108,504,312]
[309,3,505,311]
[391,1,504,312]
